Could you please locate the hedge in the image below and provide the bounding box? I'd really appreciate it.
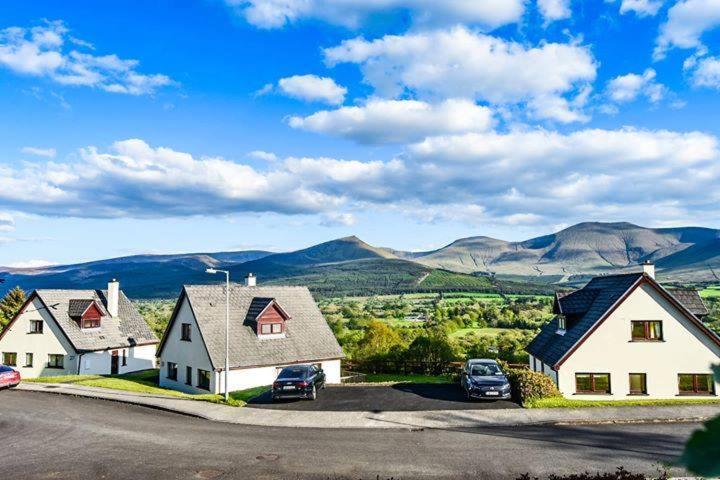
[505,367,560,405]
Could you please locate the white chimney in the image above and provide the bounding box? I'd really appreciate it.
[108,279,119,317]
[245,273,257,287]
[642,261,655,279]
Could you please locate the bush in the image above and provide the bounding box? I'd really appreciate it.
[505,368,560,405]
[517,466,668,480]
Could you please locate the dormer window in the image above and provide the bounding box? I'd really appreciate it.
[68,299,104,330]
[247,297,291,338]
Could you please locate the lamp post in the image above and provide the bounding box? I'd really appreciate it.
[206,268,230,402]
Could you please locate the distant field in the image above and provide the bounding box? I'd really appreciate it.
[450,327,522,339]
[330,291,552,303]
[700,285,720,298]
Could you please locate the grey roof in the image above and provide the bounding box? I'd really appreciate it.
[527,273,715,367]
[178,285,344,370]
[667,288,709,316]
[35,289,158,352]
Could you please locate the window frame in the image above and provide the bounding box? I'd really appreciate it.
[185,366,192,386]
[25,353,33,368]
[628,373,647,395]
[47,354,64,369]
[3,352,17,367]
[260,323,272,335]
[81,317,101,329]
[29,320,44,334]
[575,372,612,395]
[678,373,716,396]
[630,320,663,342]
[180,323,192,342]
[197,369,211,391]
[271,323,283,334]
[557,315,566,331]
[167,361,178,381]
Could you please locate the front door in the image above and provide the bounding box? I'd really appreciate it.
[111,350,119,374]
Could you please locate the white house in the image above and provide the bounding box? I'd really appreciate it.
[0,280,158,377]
[527,263,720,399]
[157,276,344,394]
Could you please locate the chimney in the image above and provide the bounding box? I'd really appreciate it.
[642,261,655,279]
[108,279,119,317]
[245,273,257,287]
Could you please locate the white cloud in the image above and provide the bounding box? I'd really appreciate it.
[689,56,720,88]
[277,74,346,105]
[323,27,596,124]
[0,212,14,232]
[610,0,664,17]
[321,212,357,227]
[2,129,719,228]
[228,0,526,30]
[248,150,279,162]
[6,259,58,269]
[606,69,666,103]
[655,0,720,59]
[0,139,340,218]
[537,0,572,25]
[288,98,495,144]
[21,146,56,158]
[0,21,174,95]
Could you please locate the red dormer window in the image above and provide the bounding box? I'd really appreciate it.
[254,299,290,336]
[81,302,103,329]
[69,299,104,329]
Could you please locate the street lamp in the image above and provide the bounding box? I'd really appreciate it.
[206,268,230,402]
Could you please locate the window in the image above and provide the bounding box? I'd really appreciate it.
[678,374,715,395]
[3,352,17,366]
[48,354,64,369]
[629,373,647,395]
[197,369,211,390]
[25,353,33,368]
[557,315,566,331]
[81,317,101,329]
[167,362,178,380]
[181,323,192,341]
[122,350,127,366]
[260,323,271,334]
[29,320,43,334]
[631,321,663,341]
[271,323,282,334]
[575,373,611,394]
[185,366,192,386]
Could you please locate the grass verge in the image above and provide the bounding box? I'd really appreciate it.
[26,370,268,407]
[526,396,720,408]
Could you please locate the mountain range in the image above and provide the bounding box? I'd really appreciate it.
[1,222,718,298]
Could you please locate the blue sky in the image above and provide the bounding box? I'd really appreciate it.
[1,0,720,267]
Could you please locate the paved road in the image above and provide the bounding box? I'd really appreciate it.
[0,390,696,480]
[248,383,519,411]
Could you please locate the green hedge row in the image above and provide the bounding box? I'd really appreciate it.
[505,367,560,405]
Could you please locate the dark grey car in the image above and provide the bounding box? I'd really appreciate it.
[460,359,512,400]
[271,364,326,401]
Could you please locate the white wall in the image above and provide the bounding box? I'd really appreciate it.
[0,297,76,378]
[217,359,343,394]
[529,354,558,385]
[158,296,216,394]
[79,344,156,375]
[558,283,720,399]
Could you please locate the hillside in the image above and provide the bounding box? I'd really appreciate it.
[412,222,720,281]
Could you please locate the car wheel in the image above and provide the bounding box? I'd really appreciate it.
[310,385,317,400]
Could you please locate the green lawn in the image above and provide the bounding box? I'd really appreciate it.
[526,396,720,408]
[362,373,454,384]
[700,285,720,299]
[26,370,268,407]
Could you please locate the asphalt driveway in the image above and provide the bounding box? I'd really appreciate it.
[247,383,520,411]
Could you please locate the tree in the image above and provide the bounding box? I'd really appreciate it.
[404,330,458,364]
[353,320,403,360]
[0,286,26,329]
[678,364,720,477]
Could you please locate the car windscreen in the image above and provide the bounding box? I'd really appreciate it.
[470,364,502,376]
[0,365,13,373]
[278,366,309,379]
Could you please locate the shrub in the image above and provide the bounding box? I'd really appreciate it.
[505,367,560,405]
[517,466,668,480]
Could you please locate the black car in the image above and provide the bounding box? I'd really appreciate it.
[271,364,326,401]
[460,359,512,400]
